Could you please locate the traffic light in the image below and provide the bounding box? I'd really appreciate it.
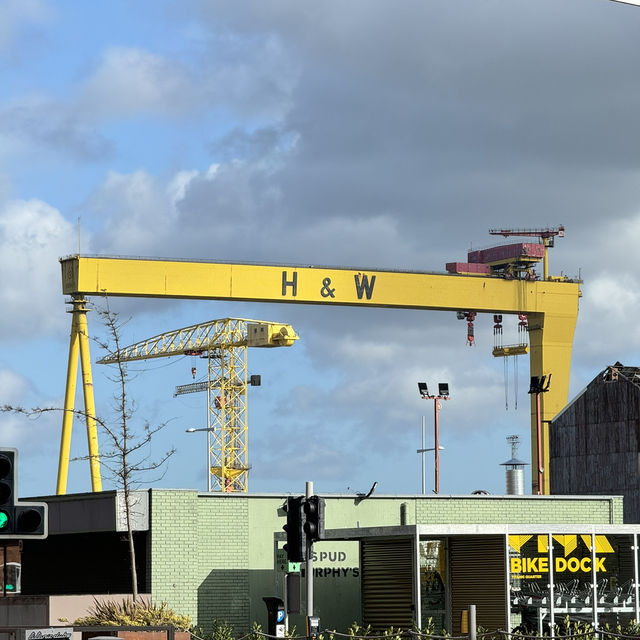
[0,449,47,540]
[283,496,305,563]
[1,562,20,594]
[303,495,325,544]
[0,450,15,536]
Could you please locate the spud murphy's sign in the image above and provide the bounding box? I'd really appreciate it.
[508,534,614,577]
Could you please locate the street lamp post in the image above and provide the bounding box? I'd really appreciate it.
[186,426,214,492]
[417,382,450,494]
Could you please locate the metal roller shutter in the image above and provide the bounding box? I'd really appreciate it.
[361,538,415,631]
[450,536,506,634]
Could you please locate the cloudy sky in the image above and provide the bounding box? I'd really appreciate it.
[2,0,640,499]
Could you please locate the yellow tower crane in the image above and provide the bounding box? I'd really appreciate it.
[96,318,298,493]
[59,253,581,495]
[57,316,297,494]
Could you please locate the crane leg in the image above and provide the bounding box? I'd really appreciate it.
[57,304,81,495]
[56,297,102,494]
[528,310,577,495]
[76,304,102,492]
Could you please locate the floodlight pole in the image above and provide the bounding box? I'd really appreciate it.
[535,391,543,495]
[417,417,445,494]
[421,416,426,494]
[528,375,551,495]
[418,385,450,494]
[434,397,442,494]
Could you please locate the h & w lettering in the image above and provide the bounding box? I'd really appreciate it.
[282,271,298,296]
[354,274,376,300]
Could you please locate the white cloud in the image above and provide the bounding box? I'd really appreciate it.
[0,366,60,460]
[0,368,29,403]
[76,35,298,124]
[0,198,76,338]
[568,211,640,372]
[89,170,173,254]
[0,95,112,163]
[0,0,50,53]
[167,170,200,205]
[203,33,299,120]
[90,152,421,269]
[80,47,195,120]
[587,274,640,320]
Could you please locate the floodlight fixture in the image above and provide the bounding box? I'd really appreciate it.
[528,374,552,495]
[438,383,449,397]
[528,375,551,395]
[417,382,429,398]
[250,374,261,386]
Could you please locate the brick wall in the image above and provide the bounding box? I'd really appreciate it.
[149,491,200,625]
[148,490,622,633]
[415,495,622,524]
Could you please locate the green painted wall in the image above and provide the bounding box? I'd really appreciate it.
[148,490,622,634]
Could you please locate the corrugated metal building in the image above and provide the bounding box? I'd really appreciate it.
[550,362,640,523]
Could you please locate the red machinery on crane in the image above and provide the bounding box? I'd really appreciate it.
[447,225,565,282]
[449,227,567,418]
[488,226,565,282]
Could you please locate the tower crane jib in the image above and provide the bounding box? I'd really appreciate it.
[60,316,297,495]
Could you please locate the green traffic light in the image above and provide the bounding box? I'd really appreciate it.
[0,510,8,530]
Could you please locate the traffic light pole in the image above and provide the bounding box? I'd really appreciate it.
[305,481,313,623]
[282,481,323,637]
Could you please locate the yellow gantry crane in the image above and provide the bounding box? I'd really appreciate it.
[96,318,298,493]
[59,251,581,495]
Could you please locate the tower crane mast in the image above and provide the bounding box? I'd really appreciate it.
[97,318,298,493]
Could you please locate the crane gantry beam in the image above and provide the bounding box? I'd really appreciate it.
[94,318,298,493]
[60,254,582,495]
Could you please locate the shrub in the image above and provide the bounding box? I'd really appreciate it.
[74,598,192,630]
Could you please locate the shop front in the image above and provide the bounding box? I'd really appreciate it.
[329,524,640,633]
[508,531,638,634]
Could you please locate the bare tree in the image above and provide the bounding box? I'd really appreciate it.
[93,303,175,600]
[2,302,175,601]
